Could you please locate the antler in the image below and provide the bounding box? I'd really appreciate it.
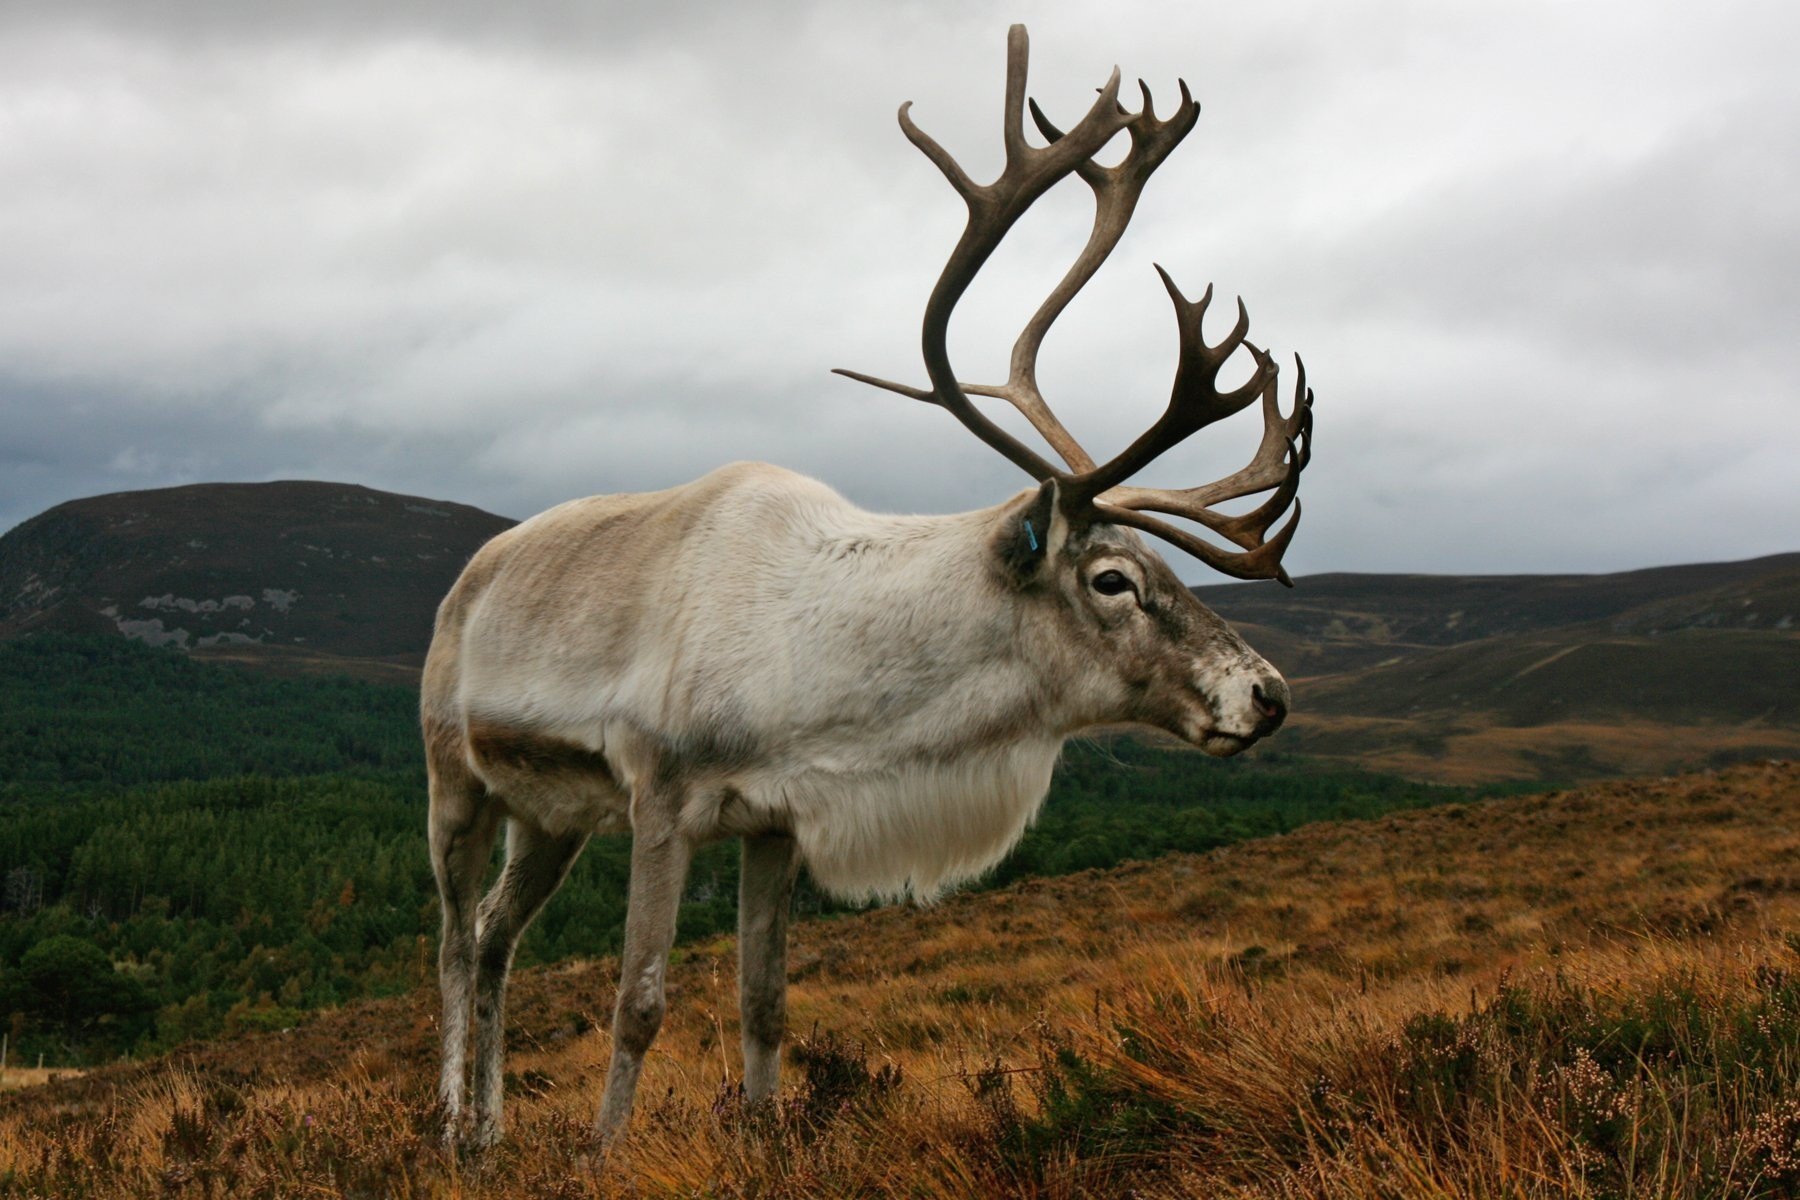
[1092,338,1312,585]
[834,24,1132,480]
[1065,274,1313,584]
[835,25,1312,585]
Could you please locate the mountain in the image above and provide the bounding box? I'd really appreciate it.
[0,481,515,674]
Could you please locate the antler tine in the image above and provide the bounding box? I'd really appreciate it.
[963,76,1200,474]
[1060,270,1276,509]
[1097,496,1304,585]
[835,24,1138,481]
[1105,353,1311,513]
[1097,356,1314,586]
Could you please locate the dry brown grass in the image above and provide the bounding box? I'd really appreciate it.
[1286,712,1800,784]
[1,761,1796,1197]
[0,1067,82,1093]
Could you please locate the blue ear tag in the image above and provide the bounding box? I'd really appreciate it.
[1024,518,1040,552]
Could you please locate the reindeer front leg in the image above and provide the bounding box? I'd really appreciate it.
[738,833,799,1102]
[594,797,694,1146]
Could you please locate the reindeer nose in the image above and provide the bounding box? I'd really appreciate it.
[1251,679,1289,735]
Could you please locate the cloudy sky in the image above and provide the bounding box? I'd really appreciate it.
[1,0,1794,579]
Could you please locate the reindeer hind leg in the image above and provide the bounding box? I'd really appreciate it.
[469,818,588,1147]
[428,743,501,1143]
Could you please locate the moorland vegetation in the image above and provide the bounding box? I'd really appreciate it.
[0,761,1792,1197]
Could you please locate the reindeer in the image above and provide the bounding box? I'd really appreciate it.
[423,24,1314,1149]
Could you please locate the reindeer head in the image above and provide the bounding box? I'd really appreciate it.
[838,25,1311,757]
[984,479,1289,755]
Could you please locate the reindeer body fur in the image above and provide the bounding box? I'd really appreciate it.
[428,461,1087,904]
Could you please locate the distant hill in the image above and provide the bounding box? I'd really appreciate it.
[0,481,515,671]
[1199,554,1800,780]
[1195,553,1800,649]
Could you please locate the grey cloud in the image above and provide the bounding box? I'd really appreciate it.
[1310,95,1800,362]
[0,0,774,59]
[0,0,1795,581]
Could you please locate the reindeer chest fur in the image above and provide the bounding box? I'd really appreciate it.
[714,733,1065,903]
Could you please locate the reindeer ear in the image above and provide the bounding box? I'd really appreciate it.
[999,478,1066,582]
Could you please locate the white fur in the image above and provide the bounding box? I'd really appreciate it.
[445,464,1099,895]
[754,737,1062,902]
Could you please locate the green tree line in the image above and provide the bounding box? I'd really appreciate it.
[0,634,419,784]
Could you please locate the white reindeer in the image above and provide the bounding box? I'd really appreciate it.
[424,24,1314,1149]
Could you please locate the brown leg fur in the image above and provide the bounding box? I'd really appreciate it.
[593,784,694,1146]
[738,834,799,1102]
[468,819,589,1146]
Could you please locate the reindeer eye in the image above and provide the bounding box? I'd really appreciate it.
[1091,570,1132,596]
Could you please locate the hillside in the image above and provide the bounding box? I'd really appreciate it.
[2,760,1794,1197]
[1194,552,1800,651]
[1272,625,1800,782]
[1200,554,1800,781]
[0,481,514,670]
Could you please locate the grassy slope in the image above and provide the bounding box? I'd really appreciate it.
[2,760,1795,1197]
[1196,555,1800,783]
[1283,628,1800,783]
